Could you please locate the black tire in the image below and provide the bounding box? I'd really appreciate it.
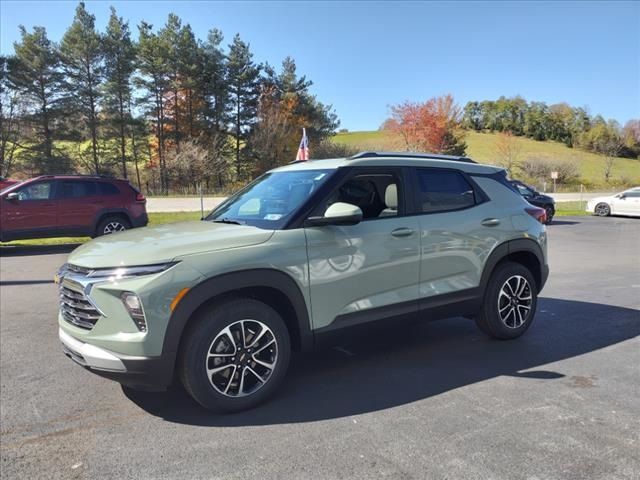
[475,262,538,340]
[594,203,610,217]
[179,298,291,412]
[95,215,131,237]
[544,205,555,224]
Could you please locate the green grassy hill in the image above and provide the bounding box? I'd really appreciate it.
[332,130,640,190]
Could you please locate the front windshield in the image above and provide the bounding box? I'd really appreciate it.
[206,169,334,229]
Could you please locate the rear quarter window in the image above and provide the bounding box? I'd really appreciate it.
[414,169,478,213]
[98,182,121,195]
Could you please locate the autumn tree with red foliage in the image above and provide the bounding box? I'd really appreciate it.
[383,95,467,156]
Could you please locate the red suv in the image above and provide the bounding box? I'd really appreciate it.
[0,177,19,190]
[0,175,148,242]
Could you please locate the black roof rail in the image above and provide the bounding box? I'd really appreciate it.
[348,151,476,164]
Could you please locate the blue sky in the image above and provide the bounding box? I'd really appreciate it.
[1,1,638,131]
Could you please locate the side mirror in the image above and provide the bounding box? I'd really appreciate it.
[619,194,627,200]
[5,192,19,201]
[305,202,363,227]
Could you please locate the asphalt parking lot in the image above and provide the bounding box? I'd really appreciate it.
[1,216,638,480]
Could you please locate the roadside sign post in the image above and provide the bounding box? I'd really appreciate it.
[551,171,558,193]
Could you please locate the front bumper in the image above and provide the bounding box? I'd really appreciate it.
[59,327,172,391]
[60,328,126,371]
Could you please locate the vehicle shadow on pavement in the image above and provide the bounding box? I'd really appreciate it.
[123,297,640,426]
[548,220,581,226]
[0,244,80,257]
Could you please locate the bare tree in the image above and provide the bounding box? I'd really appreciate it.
[165,137,231,192]
[495,131,522,176]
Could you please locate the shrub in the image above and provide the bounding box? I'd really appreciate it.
[312,139,359,159]
[518,157,579,184]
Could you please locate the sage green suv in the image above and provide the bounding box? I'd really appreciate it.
[57,152,549,412]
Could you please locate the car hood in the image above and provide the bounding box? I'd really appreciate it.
[68,221,275,269]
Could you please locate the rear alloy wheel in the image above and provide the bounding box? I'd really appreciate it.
[497,275,533,329]
[595,203,611,217]
[179,298,291,412]
[96,215,131,236]
[475,262,538,339]
[544,205,554,224]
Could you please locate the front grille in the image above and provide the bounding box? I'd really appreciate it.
[60,285,100,330]
[66,264,93,276]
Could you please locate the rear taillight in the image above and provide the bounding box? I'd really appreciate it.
[136,192,146,202]
[525,206,546,224]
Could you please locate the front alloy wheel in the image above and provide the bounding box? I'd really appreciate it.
[180,298,291,412]
[206,320,277,397]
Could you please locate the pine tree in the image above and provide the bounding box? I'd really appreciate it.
[60,2,104,174]
[103,7,136,179]
[258,57,338,159]
[200,29,231,186]
[0,56,22,176]
[7,26,64,173]
[136,21,170,193]
[226,34,261,177]
[201,29,229,132]
[159,14,183,151]
[176,24,200,138]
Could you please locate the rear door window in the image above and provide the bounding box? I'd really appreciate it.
[60,181,97,198]
[413,169,477,213]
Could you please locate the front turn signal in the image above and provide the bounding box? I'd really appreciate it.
[170,288,190,312]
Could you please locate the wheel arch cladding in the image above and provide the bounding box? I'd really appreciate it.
[163,269,313,378]
[481,239,545,293]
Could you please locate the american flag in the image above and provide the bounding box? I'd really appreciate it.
[296,128,309,161]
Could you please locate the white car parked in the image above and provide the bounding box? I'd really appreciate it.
[586,187,640,217]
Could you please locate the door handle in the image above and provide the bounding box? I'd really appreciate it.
[391,227,414,237]
[481,218,501,227]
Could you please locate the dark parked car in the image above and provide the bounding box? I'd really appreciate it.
[0,175,147,242]
[509,180,555,224]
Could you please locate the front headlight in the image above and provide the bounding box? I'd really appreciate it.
[121,292,147,332]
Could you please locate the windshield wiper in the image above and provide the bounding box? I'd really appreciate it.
[212,217,245,225]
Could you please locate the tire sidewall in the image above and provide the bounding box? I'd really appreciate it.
[481,262,538,339]
[181,298,291,412]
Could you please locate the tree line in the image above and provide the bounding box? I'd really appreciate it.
[0,2,338,193]
[462,96,640,160]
